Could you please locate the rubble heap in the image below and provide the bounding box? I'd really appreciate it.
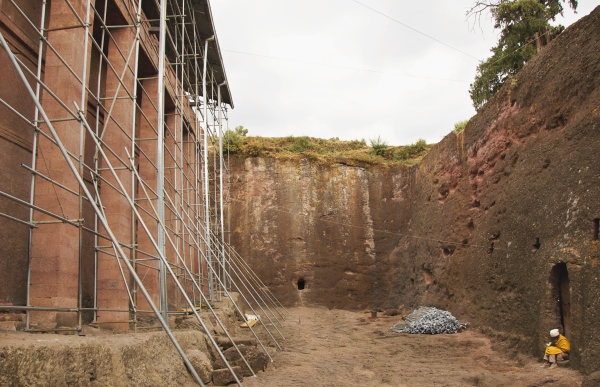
[390,307,467,334]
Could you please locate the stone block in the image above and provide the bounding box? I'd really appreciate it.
[55,311,78,328]
[29,283,61,301]
[213,344,269,377]
[0,321,17,331]
[29,310,57,329]
[216,336,257,350]
[211,366,242,386]
[186,349,212,384]
[54,296,77,309]
[96,292,129,310]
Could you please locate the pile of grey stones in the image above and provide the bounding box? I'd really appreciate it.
[389,306,468,334]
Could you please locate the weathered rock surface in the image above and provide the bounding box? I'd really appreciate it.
[186,349,213,384]
[212,366,243,386]
[227,6,600,374]
[0,331,208,386]
[213,343,269,377]
[217,336,258,350]
[581,371,600,387]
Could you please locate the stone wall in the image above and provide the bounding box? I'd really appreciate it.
[0,0,43,307]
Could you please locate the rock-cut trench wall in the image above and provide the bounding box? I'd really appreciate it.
[229,156,410,310]
[228,7,600,373]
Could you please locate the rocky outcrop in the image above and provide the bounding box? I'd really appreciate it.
[227,6,600,373]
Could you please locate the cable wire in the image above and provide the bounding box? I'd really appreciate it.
[350,0,480,60]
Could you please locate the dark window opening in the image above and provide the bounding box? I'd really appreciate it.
[533,237,541,250]
[297,278,305,291]
[549,263,571,338]
[593,218,599,241]
[487,242,494,254]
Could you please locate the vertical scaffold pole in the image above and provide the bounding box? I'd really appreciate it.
[203,35,215,301]
[217,82,226,291]
[26,0,48,331]
[131,0,144,330]
[157,0,168,321]
[77,0,93,330]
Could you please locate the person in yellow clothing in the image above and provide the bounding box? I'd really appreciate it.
[541,329,570,369]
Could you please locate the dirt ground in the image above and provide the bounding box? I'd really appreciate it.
[247,306,583,387]
[0,306,586,386]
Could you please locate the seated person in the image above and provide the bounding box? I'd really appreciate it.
[541,328,570,369]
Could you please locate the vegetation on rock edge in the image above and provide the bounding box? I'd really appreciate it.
[219,135,433,166]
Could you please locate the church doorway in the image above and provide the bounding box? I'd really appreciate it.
[548,263,571,337]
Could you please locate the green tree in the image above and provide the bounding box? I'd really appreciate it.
[234,125,248,136]
[469,0,577,110]
[223,125,248,153]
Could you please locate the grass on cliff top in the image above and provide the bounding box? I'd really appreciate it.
[220,135,433,166]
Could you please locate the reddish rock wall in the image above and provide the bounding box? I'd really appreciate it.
[228,7,600,373]
[228,156,410,309]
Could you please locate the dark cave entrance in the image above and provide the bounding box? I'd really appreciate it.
[549,263,571,337]
[297,278,305,290]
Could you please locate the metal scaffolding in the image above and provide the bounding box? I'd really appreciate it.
[0,0,286,385]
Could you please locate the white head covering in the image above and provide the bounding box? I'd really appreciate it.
[550,329,560,337]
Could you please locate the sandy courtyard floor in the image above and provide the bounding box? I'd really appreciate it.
[245,306,582,387]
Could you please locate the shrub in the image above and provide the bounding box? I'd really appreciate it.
[393,139,427,161]
[242,139,263,157]
[393,147,410,161]
[289,136,313,152]
[453,119,469,134]
[413,139,427,153]
[370,136,388,157]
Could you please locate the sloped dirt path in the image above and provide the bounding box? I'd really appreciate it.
[245,306,582,387]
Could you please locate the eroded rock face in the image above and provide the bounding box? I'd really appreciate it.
[229,157,409,309]
[227,6,600,373]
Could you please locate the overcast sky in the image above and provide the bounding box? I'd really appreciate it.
[210,0,598,146]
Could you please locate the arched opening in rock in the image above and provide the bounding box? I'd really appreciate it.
[593,218,599,240]
[533,237,541,251]
[549,263,571,337]
[297,278,305,291]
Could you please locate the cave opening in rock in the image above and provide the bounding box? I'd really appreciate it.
[533,237,541,250]
[593,218,599,240]
[297,278,305,290]
[549,263,571,337]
